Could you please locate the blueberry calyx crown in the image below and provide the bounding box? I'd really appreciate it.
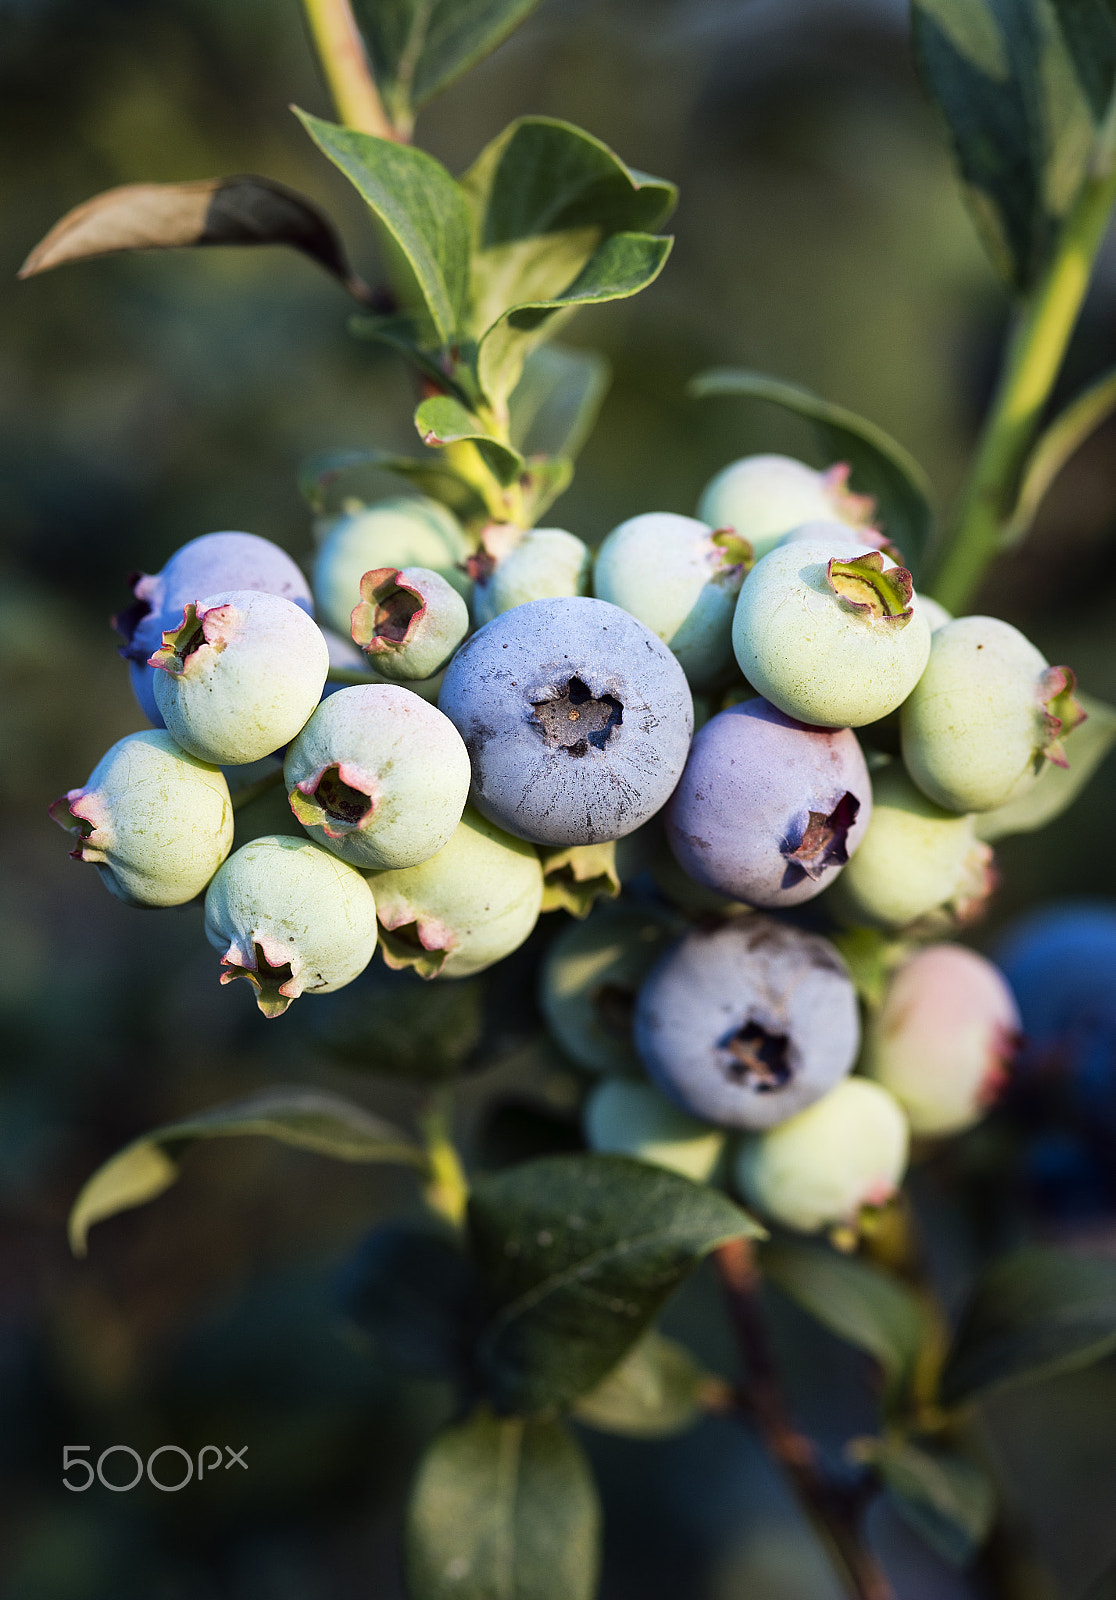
[709,527,754,588]
[722,1020,792,1091]
[220,941,297,1019]
[1038,665,1086,768]
[826,551,913,625]
[351,567,425,655]
[531,677,623,758]
[148,601,223,675]
[289,764,375,836]
[781,791,860,884]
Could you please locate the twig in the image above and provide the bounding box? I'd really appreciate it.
[301,0,398,141]
[714,1237,894,1600]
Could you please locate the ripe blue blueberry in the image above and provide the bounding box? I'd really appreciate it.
[665,698,873,907]
[633,916,859,1129]
[115,530,313,727]
[438,596,693,846]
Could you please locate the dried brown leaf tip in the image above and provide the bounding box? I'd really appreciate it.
[826,550,913,625]
[1039,665,1086,768]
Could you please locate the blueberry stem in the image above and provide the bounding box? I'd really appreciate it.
[931,86,1116,612]
[714,1237,894,1600]
[299,0,398,141]
[418,1092,470,1229]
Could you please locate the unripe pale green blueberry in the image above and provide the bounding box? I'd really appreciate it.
[50,729,233,907]
[916,595,952,633]
[734,1077,909,1235]
[900,616,1085,813]
[697,454,874,561]
[284,685,470,870]
[470,524,591,625]
[312,496,471,636]
[539,902,682,1073]
[368,806,543,979]
[151,591,329,765]
[583,1078,725,1182]
[864,944,1021,1136]
[835,765,995,930]
[732,540,931,728]
[204,834,378,1018]
[350,566,469,681]
[593,512,751,688]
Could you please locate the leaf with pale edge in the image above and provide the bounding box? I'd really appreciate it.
[477,231,671,407]
[941,1245,1116,1407]
[762,1241,934,1415]
[976,691,1116,840]
[298,446,486,522]
[406,1406,600,1600]
[689,368,933,575]
[69,1089,424,1257]
[469,1153,762,1414]
[1050,0,1116,119]
[353,0,546,131]
[19,176,369,301]
[572,1329,711,1438]
[859,1437,996,1565]
[414,395,525,485]
[296,110,471,346]
[509,343,610,461]
[912,0,1096,290]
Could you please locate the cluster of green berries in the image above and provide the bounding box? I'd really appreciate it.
[54,452,1077,1236]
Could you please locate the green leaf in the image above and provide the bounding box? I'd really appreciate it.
[519,456,574,524]
[19,175,372,303]
[468,1153,763,1414]
[353,0,546,135]
[1050,0,1116,119]
[572,1330,712,1438]
[975,691,1116,839]
[911,0,1095,289]
[1002,367,1116,546]
[689,368,934,576]
[69,1088,425,1257]
[477,231,671,407]
[298,445,487,522]
[941,1245,1116,1407]
[405,1406,600,1600]
[414,394,525,484]
[762,1241,935,1415]
[348,311,478,402]
[295,109,471,346]
[508,343,610,462]
[859,1437,996,1565]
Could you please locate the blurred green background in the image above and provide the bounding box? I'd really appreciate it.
[4,1,1116,1597]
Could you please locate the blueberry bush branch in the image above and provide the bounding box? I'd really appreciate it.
[715,1238,894,1600]
[301,0,398,140]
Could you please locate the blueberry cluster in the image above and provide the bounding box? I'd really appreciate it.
[56,453,1083,1238]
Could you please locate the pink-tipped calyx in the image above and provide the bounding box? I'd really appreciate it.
[1038,666,1086,768]
[376,907,455,979]
[148,601,228,676]
[823,463,877,527]
[827,550,913,626]
[49,788,103,861]
[351,567,427,656]
[709,528,754,588]
[288,762,377,839]
[464,522,522,585]
[219,936,301,1019]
